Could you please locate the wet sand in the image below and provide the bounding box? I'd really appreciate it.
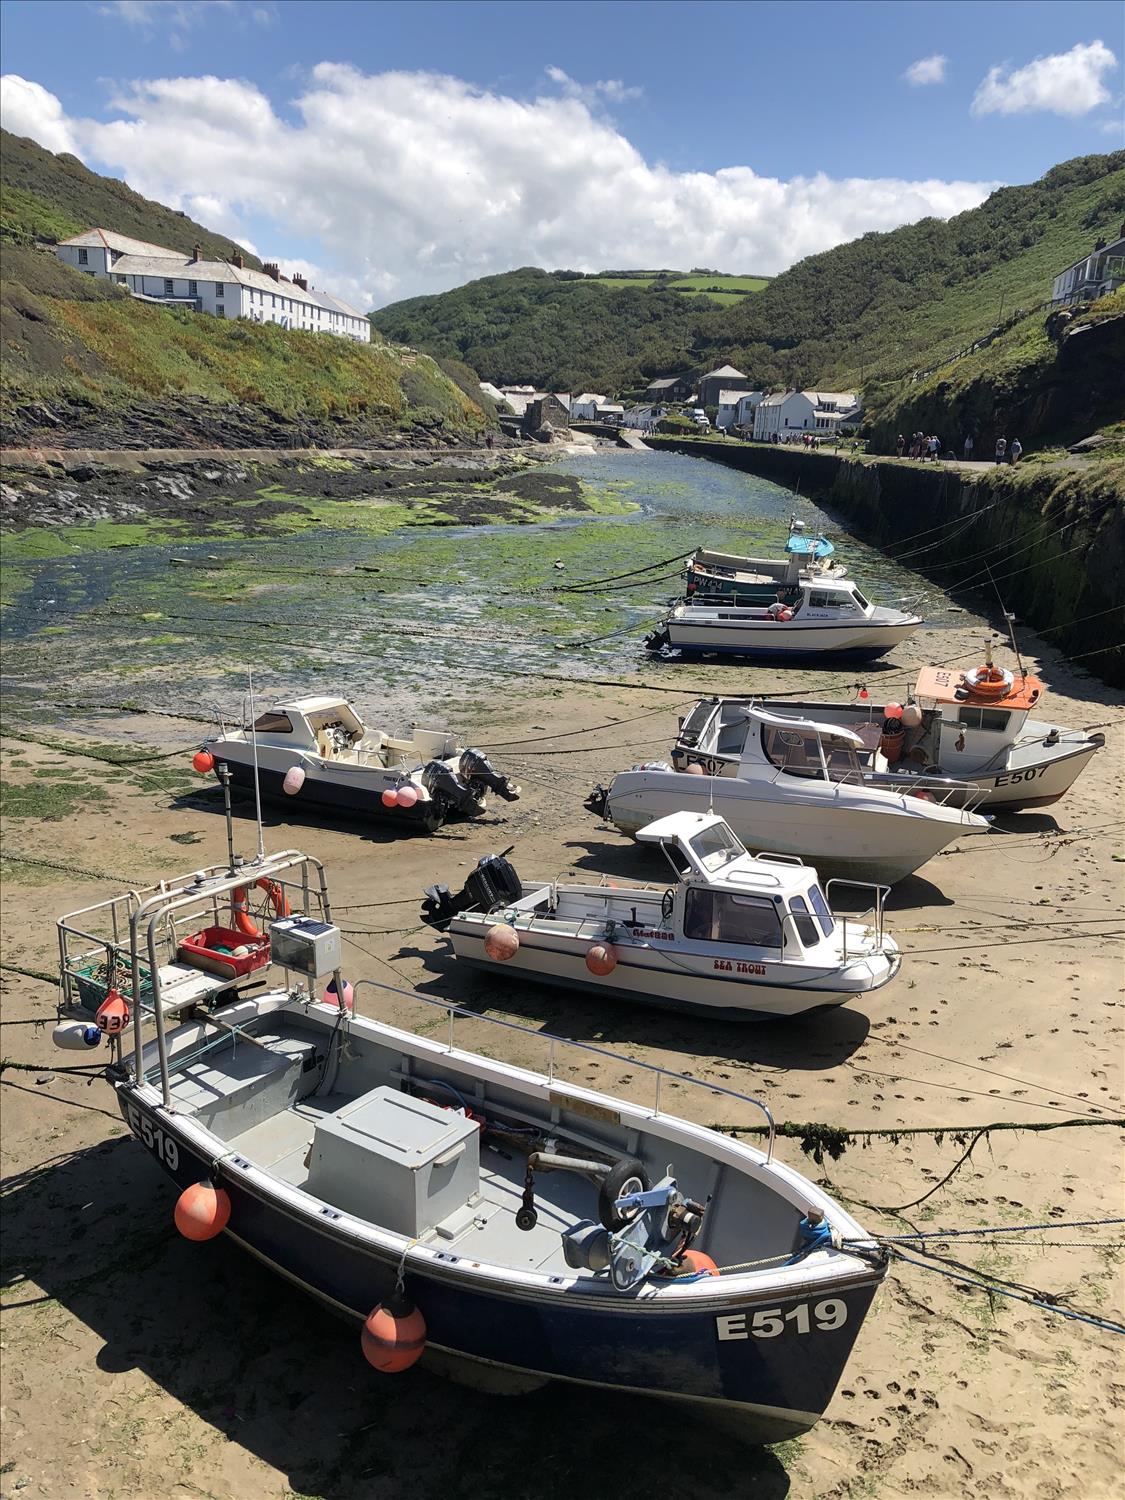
[1,611,1122,1499]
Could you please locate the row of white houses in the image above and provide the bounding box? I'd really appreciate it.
[54,229,370,343]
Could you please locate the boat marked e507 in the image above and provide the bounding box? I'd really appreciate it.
[993,766,1045,787]
[717,1299,848,1339]
[125,1099,180,1172]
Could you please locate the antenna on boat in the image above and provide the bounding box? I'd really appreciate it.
[247,666,266,864]
[986,565,1028,680]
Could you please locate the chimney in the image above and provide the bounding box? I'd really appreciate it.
[192,244,202,262]
[293,274,308,291]
[264,262,281,281]
[231,253,244,270]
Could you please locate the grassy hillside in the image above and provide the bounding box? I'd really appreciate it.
[0,128,261,266]
[372,152,1125,402]
[0,136,489,447]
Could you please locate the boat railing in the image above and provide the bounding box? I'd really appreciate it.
[831,765,989,811]
[824,878,889,956]
[350,978,776,1161]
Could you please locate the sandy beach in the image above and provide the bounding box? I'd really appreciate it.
[1,608,1122,1500]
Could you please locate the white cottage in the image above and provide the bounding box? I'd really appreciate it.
[570,393,609,420]
[54,229,370,343]
[715,389,764,430]
[753,390,859,441]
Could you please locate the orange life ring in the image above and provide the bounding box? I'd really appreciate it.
[231,878,291,938]
[962,664,1014,699]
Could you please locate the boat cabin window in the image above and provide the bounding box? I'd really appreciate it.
[683,889,783,949]
[252,711,294,734]
[824,734,863,778]
[788,895,820,947]
[808,589,857,611]
[851,588,870,610]
[762,725,823,778]
[807,884,836,937]
[688,822,743,872]
[956,707,1010,733]
[678,701,716,747]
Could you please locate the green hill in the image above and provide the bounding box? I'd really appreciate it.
[0,128,262,266]
[371,152,1125,402]
[0,133,488,447]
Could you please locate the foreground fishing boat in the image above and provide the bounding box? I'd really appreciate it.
[672,643,1105,811]
[421,812,900,1017]
[53,845,887,1441]
[587,706,990,883]
[198,695,519,833]
[648,579,921,661]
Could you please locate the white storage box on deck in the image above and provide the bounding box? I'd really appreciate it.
[307,1086,480,1236]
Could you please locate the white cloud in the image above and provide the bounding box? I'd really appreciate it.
[545,65,643,105]
[971,40,1118,117]
[0,67,996,309]
[0,74,80,154]
[904,54,947,86]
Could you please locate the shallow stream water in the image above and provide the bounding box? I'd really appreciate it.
[2,449,958,731]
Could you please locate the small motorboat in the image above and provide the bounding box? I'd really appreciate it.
[52,841,888,1443]
[421,811,900,1018]
[648,579,921,661]
[198,696,519,833]
[587,706,990,884]
[685,519,848,607]
[672,642,1105,811]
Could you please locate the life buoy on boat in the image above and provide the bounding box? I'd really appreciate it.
[231,878,291,938]
[962,664,1014,698]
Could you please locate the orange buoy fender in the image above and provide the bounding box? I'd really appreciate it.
[95,987,130,1035]
[681,1249,719,1277]
[361,1293,427,1372]
[192,749,214,774]
[483,923,519,961]
[174,1179,231,1241]
[585,942,618,976]
[231,878,291,938]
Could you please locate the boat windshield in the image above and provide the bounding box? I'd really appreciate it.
[688,822,744,871]
[762,724,823,778]
[808,884,836,937]
[788,895,820,947]
[678,700,716,747]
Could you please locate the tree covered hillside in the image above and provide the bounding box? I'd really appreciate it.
[371,152,1125,396]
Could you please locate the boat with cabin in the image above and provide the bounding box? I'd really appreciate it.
[421,811,900,1018]
[587,707,990,884]
[198,695,520,833]
[685,520,848,607]
[647,579,922,661]
[671,643,1105,811]
[51,834,888,1442]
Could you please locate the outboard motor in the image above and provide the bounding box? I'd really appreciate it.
[422,849,523,930]
[643,627,671,654]
[584,784,610,818]
[458,748,521,803]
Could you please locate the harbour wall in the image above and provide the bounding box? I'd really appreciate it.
[646,437,1124,687]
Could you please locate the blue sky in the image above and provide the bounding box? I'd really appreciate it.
[2,0,1122,306]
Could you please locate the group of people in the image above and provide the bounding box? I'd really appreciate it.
[896,432,943,460]
[993,436,1023,465]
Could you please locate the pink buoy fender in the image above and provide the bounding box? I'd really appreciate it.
[282,765,306,796]
[325,976,354,1010]
[381,787,399,808]
[683,762,705,776]
[361,1293,427,1373]
[396,785,418,809]
[174,1179,231,1242]
[483,924,519,961]
[585,942,618,977]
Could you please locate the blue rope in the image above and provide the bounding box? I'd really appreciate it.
[888,1248,1125,1336]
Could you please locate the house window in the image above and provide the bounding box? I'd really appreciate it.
[188,280,198,296]
[164,279,174,296]
[215,282,224,297]
[78,248,88,265]
[215,306,225,318]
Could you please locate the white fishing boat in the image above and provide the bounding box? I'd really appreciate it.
[52,834,888,1442]
[587,707,990,884]
[672,643,1105,811]
[685,520,848,606]
[197,695,519,833]
[648,579,921,661]
[421,811,900,1018]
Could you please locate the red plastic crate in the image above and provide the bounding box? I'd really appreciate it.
[178,925,271,981]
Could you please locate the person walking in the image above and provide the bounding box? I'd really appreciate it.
[896,433,905,458]
[928,435,940,461]
[963,433,974,460]
[1010,437,1022,464]
[995,436,1007,464]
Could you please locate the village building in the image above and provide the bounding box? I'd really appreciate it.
[570,392,609,420]
[598,403,625,425]
[753,390,860,441]
[521,393,571,438]
[621,404,665,432]
[1051,225,1125,306]
[643,373,694,403]
[715,389,765,430]
[478,380,507,405]
[696,363,752,408]
[53,229,370,342]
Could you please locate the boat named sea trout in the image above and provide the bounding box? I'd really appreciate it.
[421,811,900,1018]
[672,645,1105,811]
[647,579,922,661]
[198,695,519,833]
[52,846,888,1442]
